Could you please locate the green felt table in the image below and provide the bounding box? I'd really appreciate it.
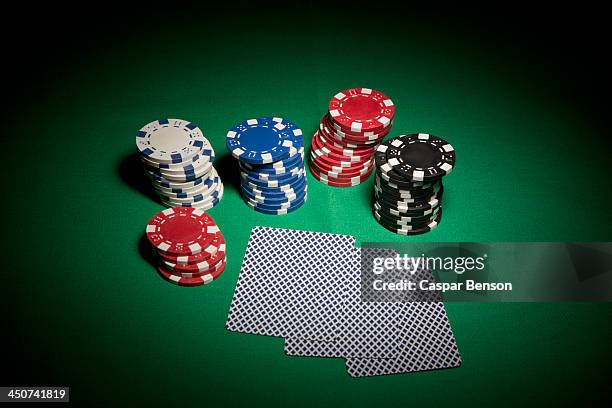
[3,7,611,407]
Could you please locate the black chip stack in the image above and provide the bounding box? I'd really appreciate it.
[372,133,456,235]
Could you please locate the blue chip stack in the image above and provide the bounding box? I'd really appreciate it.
[226,117,307,215]
[136,118,224,210]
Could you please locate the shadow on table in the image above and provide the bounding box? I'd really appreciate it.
[138,233,157,268]
[118,153,160,203]
[214,153,240,193]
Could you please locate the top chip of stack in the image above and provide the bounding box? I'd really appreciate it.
[145,207,227,286]
[135,118,224,210]
[226,117,307,215]
[309,88,395,187]
[372,133,456,235]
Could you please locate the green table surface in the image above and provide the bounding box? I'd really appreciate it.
[3,6,611,407]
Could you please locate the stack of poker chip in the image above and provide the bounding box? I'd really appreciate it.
[145,207,227,287]
[136,118,223,210]
[373,133,456,235]
[309,87,395,187]
[226,117,307,215]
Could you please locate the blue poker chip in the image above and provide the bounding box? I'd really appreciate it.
[242,183,307,205]
[241,176,306,198]
[243,191,306,210]
[226,117,303,164]
[240,174,307,197]
[240,171,306,191]
[239,169,305,188]
[239,148,305,175]
[246,194,307,215]
[239,164,303,183]
[276,118,304,139]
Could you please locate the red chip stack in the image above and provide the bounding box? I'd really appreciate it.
[145,207,227,287]
[309,88,395,187]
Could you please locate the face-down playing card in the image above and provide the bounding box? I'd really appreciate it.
[284,247,409,358]
[345,256,462,377]
[225,226,356,341]
[285,247,461,376]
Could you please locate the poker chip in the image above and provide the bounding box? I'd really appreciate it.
[246,194,307,215]
[157,260,227,286]
[145,207,219,256]
[158,231,225,265]
[242,183,308,204]
[376,134,456,182]
[316,130,375,159]
[144,209,228,286]
[227,117,308,215]
[310,155,373,179]
[375,206,443,236]
[374,206,441,227]
[242,187,307,209]
[239,148,305,175]
[163,242,227,274]
[309,164,371,187]
[162,194,221,211]
[309,88,395,187]
[374,185,443,208]
[226,117,301,165]
[135,118,223,209]
[163,182,224,205]
[155,175,221,198]
[372,134,455,234]
[328,88,395,133]
[136,118,207,164]
[241,177,307,199]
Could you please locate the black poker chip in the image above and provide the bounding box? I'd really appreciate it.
[373,206,441,227]
[377,134,456,182]
[375,206,443,236]
[372,134,455,235]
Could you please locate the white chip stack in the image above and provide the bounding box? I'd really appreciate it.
[135,118,223,210]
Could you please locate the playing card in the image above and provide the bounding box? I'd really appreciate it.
[225,226,356,341]
[284,247,405,358]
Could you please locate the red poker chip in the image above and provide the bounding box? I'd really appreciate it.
[331,127,390,144]
[310,152,372,173]
[310,157,373,179]
[325,127,381,147]
[310,147,371,170]
[157,231,224,265]
[317,130,365,149]
[162,241,226,274]
[161,249,226,278]
[328,88,395,133]
[311,136,373,166]
[309,151,372,173]
[156,260,227,286]
[316,128,376,157]
[322,114,390,140]
[146,207,219,256]
[309,163,372,187]
[311,132,373,164]
[326,125,389,144]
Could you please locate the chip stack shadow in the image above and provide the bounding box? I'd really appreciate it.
[135,118,223,210]
[309,87,395,187]
[373,134,456,235]
[226,117,307,215]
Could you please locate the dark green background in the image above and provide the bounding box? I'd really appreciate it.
[3,4,611,407]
